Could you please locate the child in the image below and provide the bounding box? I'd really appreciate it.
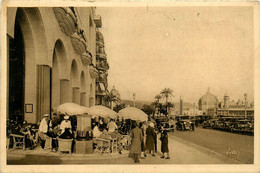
[160,130,170,159]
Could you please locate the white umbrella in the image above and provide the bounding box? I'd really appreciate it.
[88,105,117,119]
[119,107,148,121]
[57,103,90,116]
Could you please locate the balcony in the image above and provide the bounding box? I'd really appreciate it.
[96,40,104,47]
[70,32,87,55]
[96,82,107,96]
[81,52,92,66]
[53,7,77,36]
[89,66,99,79]
[96,53,107,60]
[94,16,102,28]
[96,61,109,71]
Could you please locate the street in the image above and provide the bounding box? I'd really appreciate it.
[7,127,248,164]
[170,127,254,164]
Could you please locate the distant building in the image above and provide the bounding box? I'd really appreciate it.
[198,89,218,116]
[216,93,254,117]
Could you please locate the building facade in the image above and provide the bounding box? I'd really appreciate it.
[7,7,104,123]
[95,30,109,105]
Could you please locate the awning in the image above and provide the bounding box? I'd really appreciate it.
[99,83,105,91]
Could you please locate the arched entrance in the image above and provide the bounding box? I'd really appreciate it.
[80,71,87,106]
[52,40,69,108]
[8,8,49,123]
[8,10,25,123]
[70,60,80,104]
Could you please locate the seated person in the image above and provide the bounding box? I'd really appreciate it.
[93,125,102,138]
[85,126,93,140]
[114,129,122,154]
[21,124,34,149]
[99,130,111,140]
[59,128,74,139]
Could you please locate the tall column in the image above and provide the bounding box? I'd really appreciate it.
[60,79,70,104]
[89,96,94,107]
[36,65,51,122]
[80,92,86,106]
[72,87,80,104]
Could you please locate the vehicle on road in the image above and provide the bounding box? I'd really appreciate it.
[194,115,211,126]
[175,115,195,131]
[202,119,218,128]
[155,117,174,132]
[176,119,195,131]
[231,119,254,133]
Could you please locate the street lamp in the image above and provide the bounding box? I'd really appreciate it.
[133,93,136,107]
[244,93,247,119]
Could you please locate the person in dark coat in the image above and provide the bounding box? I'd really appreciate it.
[139,122,146,159]
[145,122,156,156]
[129,121,143,163]
[160,130,170,159]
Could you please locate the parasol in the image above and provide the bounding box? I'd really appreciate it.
[88,105,117,119]
[119,107,148,121]
[56,103,90,116]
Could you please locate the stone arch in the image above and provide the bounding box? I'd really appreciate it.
[80,71,87,106]
[70,59,80,104]
[23,8,49,65]
[53,39,68,79]
[80,71,86,92]
[9,7,50,123]
[70,59,79,87]
[13,8,37,123]
[52,39,70,106]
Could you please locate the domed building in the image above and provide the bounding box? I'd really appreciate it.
[198,88,218,115]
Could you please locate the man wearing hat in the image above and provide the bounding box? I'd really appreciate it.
[39,114,50,149]
[60,115,72,134]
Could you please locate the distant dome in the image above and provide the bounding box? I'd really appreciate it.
[198,89,218,110]
[111,86,120,98]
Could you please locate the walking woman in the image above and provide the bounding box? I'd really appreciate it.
[129,121,143,163]
[160,130,170,159]
[145,122,156,156]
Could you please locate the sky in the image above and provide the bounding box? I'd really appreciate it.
[96,6,254,104]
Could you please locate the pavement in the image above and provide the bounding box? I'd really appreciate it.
[170,127,254,164]
[7,133,241,164]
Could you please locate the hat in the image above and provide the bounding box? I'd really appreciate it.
[44,114,49,117]
[64,115,69,120]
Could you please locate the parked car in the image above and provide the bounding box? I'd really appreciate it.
[176,119,195,131]
[211,119,225,129]
[155,117,174,132]
[202,119,218,128]
[216,117,245,131]
[231,119,254,133]
[195,115,211,126]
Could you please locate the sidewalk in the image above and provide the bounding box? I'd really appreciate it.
[7,135,242,164]
[7,146,129,161]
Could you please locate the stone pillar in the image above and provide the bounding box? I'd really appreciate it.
[80,92,87,106]
[36,65,51,122]
[89,96,94,107]
[72,87,80,104]
[60,79,70,104]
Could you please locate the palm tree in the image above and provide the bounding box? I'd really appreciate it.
[160,88,174,114]
[105,90,121,109]
[154,94,162,103]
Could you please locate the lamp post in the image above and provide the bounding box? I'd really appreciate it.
[133,93,136,107]
[244,93,247,119]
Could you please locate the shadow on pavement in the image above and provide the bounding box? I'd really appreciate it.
[7,154,63,165]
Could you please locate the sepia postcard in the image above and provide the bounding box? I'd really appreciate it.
[1,0,260,173]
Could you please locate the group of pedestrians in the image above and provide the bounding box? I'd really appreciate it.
[129,121,170,163]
